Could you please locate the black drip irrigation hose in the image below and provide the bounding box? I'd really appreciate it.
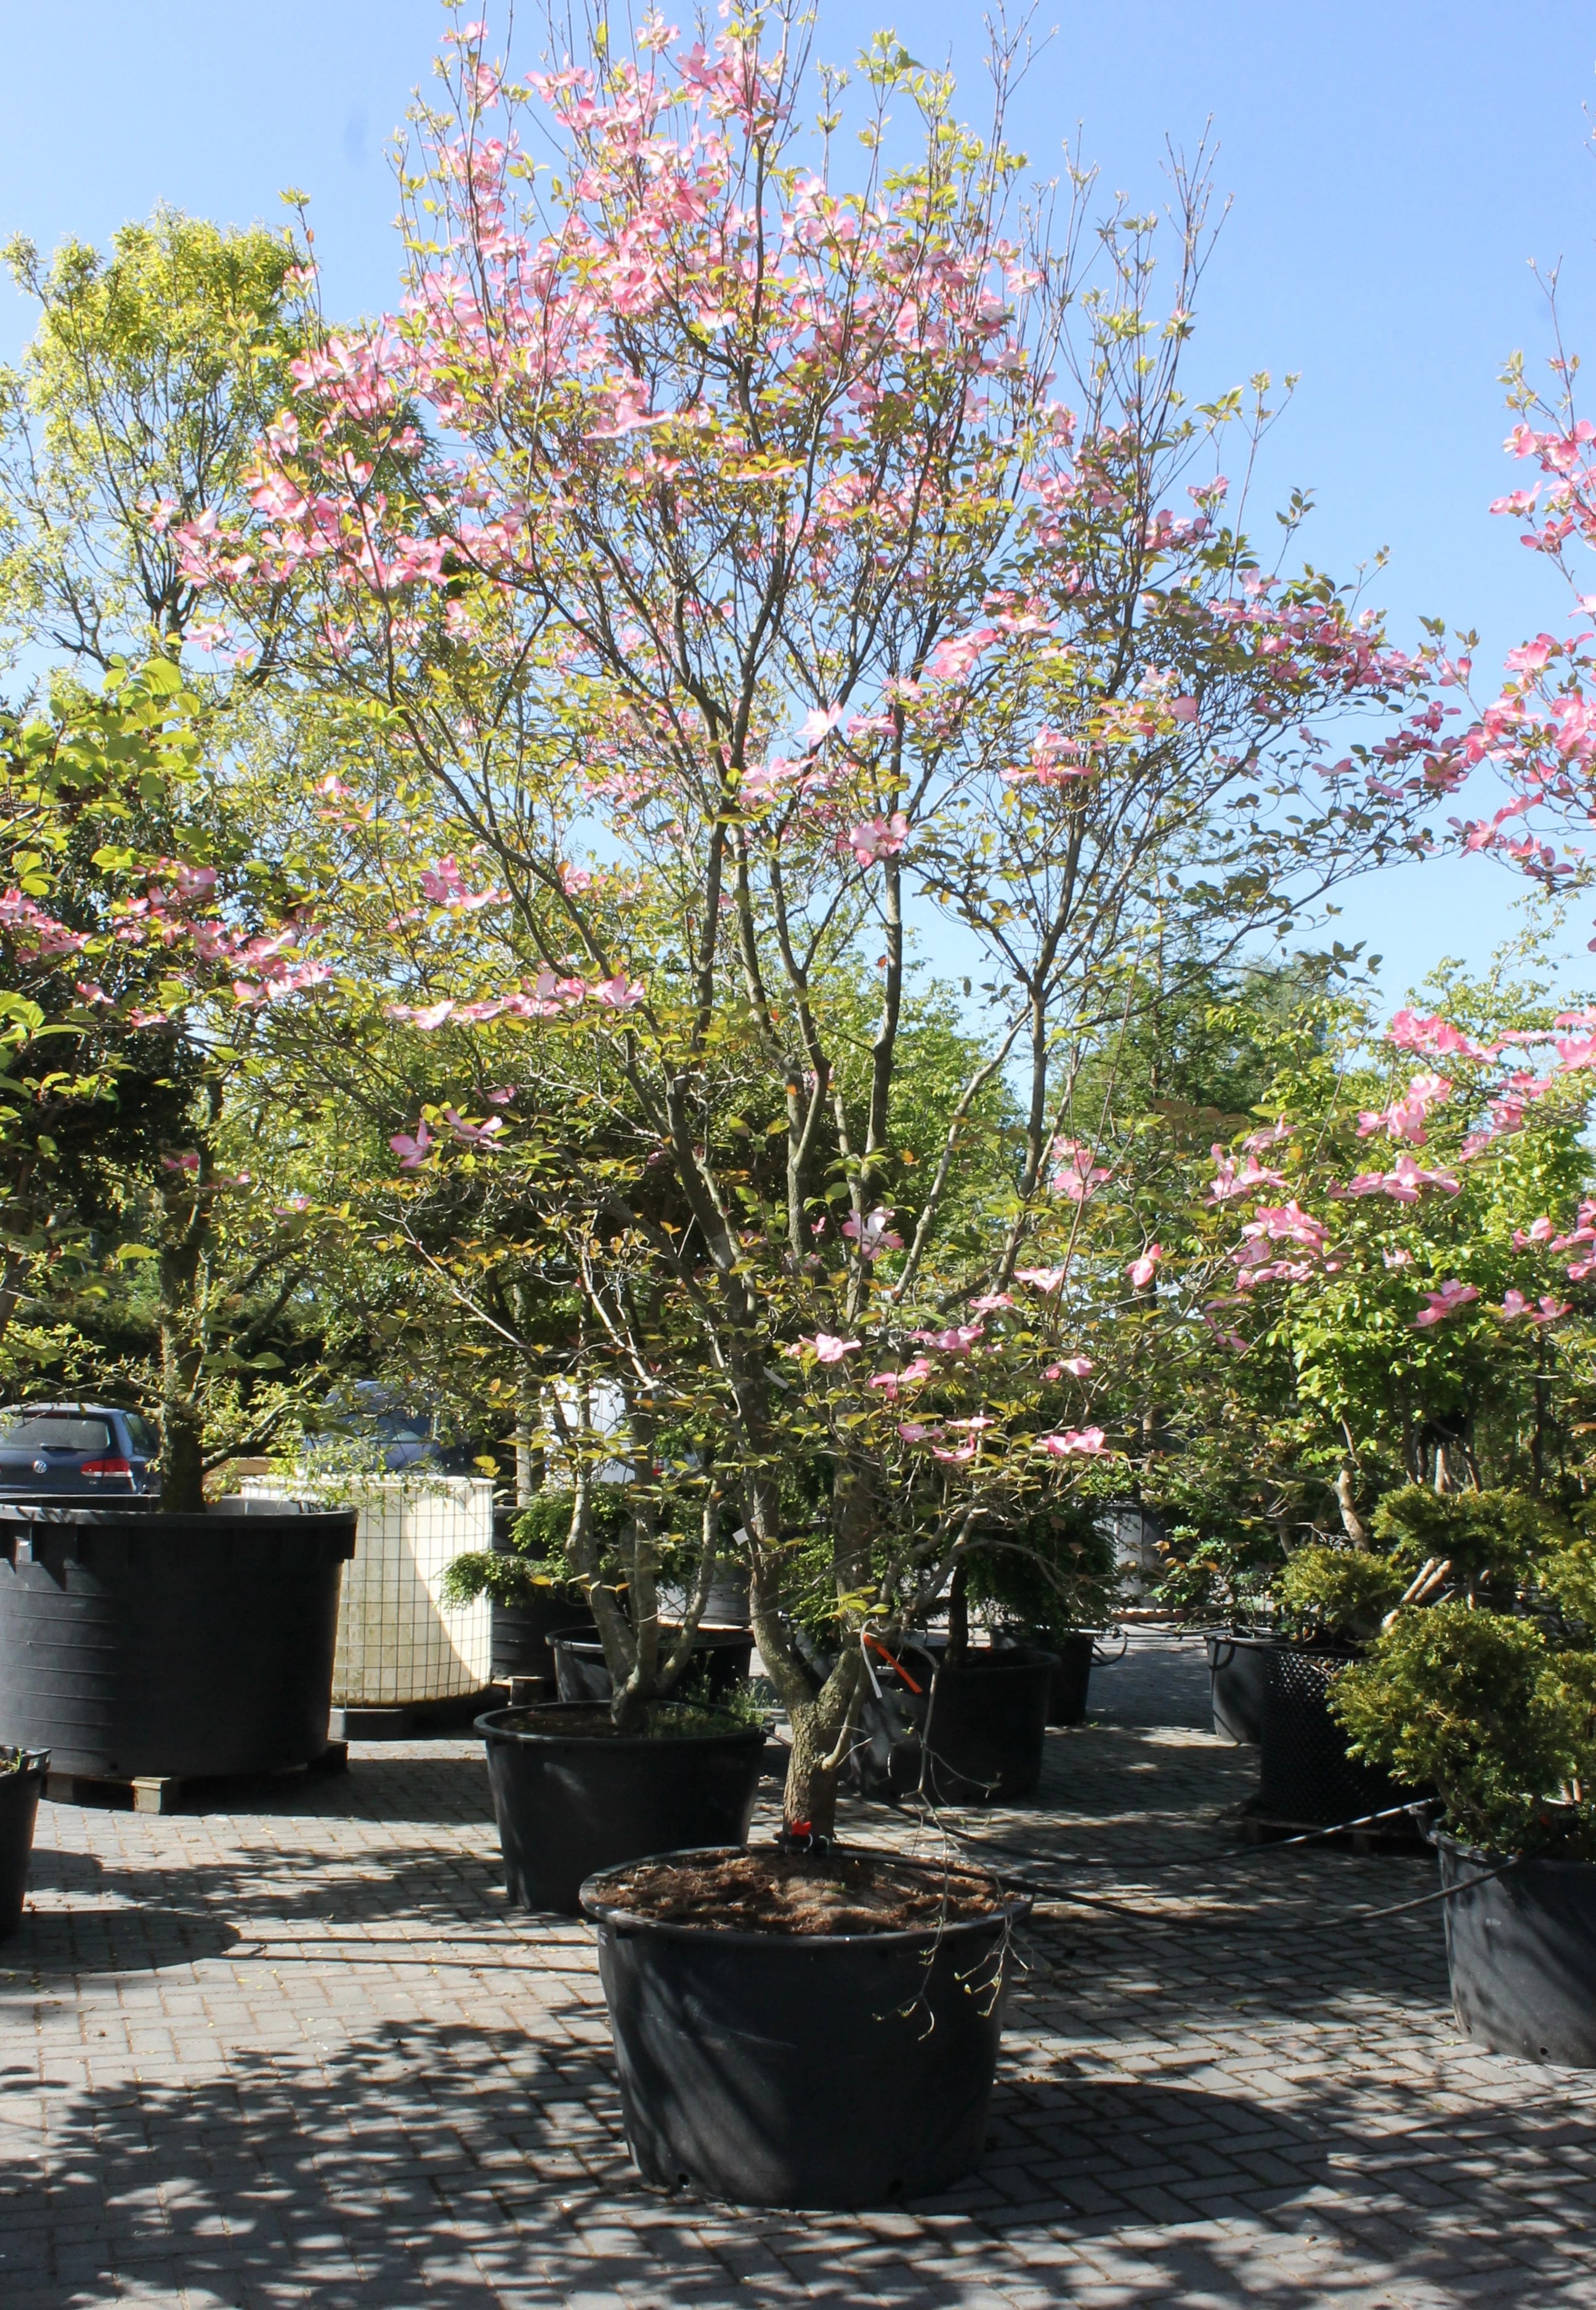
[945,1801,1525,1937]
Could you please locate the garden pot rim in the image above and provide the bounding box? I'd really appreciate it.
[579,1841,1035,1949]
[0,1499,354,1534]
[0,1747,50,1785]
[1430,1825,1594,1876]
[548,1621,754,1647]
[1220,1632,1359,1658]
[475,1703,766,1754]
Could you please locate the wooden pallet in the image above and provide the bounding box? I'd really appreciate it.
[1232,1796,1432,1857]
[44,1742,349,1815]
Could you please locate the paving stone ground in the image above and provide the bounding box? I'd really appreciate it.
[4,1628,1595,2308]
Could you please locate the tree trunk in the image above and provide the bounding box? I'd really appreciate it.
[513,1364,544,1505]
[944,1560,970,1668]
[782,1669,863,1838]
[1333,1467,1370,1550]
[159,1398,206,1514]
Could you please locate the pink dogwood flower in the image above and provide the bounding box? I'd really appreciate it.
[1041,1428,1109,1457]
[845,814,910,864]
[1412,1279,1480,1328]
[841,1206,904,1256]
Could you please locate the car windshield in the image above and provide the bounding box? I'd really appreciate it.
[0,1414,113,1454]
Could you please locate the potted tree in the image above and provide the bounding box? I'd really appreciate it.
[463,1396,768,1916]
[1332,1493,1596,2065]
[180,7,1482,2199]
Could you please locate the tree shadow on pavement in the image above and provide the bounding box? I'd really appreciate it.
[4,2014,1594,2310]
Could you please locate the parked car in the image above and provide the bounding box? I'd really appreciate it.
[0,1403,160,1501]
[316,1382,498,1476]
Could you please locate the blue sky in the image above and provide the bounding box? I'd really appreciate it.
[3,1,1595,1000]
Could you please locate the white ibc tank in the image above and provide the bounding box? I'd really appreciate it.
[245,1475,493,1705]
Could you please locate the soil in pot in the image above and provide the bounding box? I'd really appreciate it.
[0,1749,46,1939]
[1206,1631,1271,1745]
[1436,1831,1596,2067]
[1257,1642,1416,1825]
[0,1502,355,1780]
[550,1625,753,1705]
[477,1701,766,1915]
[580,1846,1033,2207]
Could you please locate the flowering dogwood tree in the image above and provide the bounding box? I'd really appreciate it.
[182,10,1478,1824]
[0,662,343,1507]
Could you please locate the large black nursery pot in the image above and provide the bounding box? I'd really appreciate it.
[0,1501,355,1780]
[488,1509,596,1681]
[1257,1642,1414,1826]
[581,1847,1033,2207]
[1206,1630,1271,1745]
[923,1643,1055,1803]
[1042,1632,1095,1728]
[0,1749,47,1939]
[848,1640,1055,1803]
[1436,1832,1596,2067]
[550,1624,754,1706]
[477,1704,766,1915]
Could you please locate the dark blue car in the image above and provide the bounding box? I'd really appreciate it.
[0,1403,160,1501]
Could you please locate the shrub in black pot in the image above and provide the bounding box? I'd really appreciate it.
[1248,1533,1419,1825]
[444,1493,604,1683]
[962,1501,1120,1730]
[581,1846,1033,2205]
[479,1700,766,1913]
[0,1748,48,1939]
[1332,1502,1596,2064]
[0,1499,354,1780]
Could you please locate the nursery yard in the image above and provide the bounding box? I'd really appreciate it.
[2,1631,1594,2310]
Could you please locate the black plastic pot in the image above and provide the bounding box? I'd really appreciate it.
[1257,1642,1412,1825]
[922,1645,1054,1804]
[1043,1633,1095,1728]
[551,1625,754,1706]
[488,1512,596,1680]
[581,1847,1033,2206]
[1436,1831,1596,2067]
[0,1502,355,1780]
[477,1704,766,1914]
[0,1749,47,1939]
[1207,1631,1271,1745]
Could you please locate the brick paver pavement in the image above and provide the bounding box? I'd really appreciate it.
[3,1629,1595,2308]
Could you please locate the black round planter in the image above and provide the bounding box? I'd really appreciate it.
[1042,1633,1094,1728]
[550,1625,754,1706]
[1436,1832,1596,2067]
[1257,1642,1412,1825]
[0,1750,47,1939]
[477,1704,766,1915]
[581,1847,1033,2206]
[923,1645,1054,1804]
[488,1509,596,1680]
[1206,1631,1271,1745]
[0,1502,355,1780]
